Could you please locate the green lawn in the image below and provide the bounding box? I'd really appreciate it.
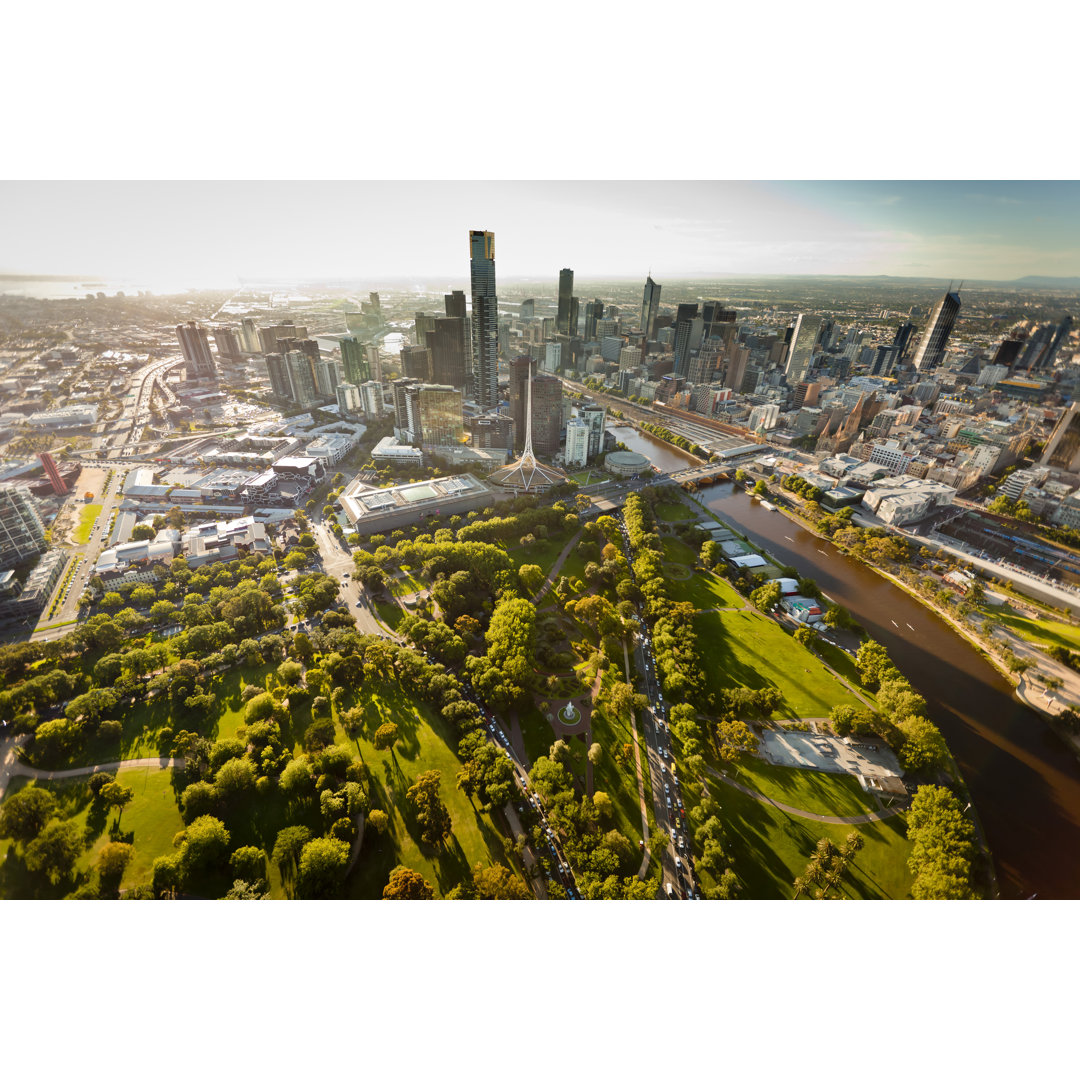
[689,774,913,899]
[374,597,404,631]
[655,501,696,523]
[661,537,698,566]
[695,609,864,718]
[337,678,520,899]
[590,699,647,850]
[73,503,103,544]
[0,765,185,899]
[994,610,1080,652]
[730,758,877,818]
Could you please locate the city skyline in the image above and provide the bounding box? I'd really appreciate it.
[2,181,1079,291]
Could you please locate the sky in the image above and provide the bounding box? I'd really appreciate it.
[2,180,1078,289]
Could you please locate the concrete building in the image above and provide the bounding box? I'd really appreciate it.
[0,485,47,569]
[862,476,956,524]
[339,473,494,534]
[604,450,651,478]
[564,418,590,469]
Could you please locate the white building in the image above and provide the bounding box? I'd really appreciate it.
[748,402,780,432]
[862,476,956,525]
[336,381,363,416]
[371,435,423,467]
[564,419,590,469]
[26,404,99,428]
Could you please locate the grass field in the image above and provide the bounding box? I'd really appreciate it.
[730,758,877,818]
[655,502,696,523]
[0,765,185,899]
[72,503,103,544]
[589,699,647,850]
[690,774,913,899]
[337,678,518,899]
[994,610,1080,652]
[695,609,864,718]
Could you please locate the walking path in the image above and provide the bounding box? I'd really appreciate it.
[534,529,585,602]
[706,766,904,826]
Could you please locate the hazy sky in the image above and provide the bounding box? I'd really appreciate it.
[2,180,1077,287]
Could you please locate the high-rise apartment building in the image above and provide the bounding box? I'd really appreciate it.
[557,269,574,335]
[264,353,291,400]
[359,381,383,418]
[0,485,47,569]
[912,288,962,372]
[641,276,661,340]
[724,345,749,391]
[564,419,590,468]
[520,299,535,320]
[212,327,242,361]
[1043,315,1074,370]
[470,230,499,410]
[870,345,900,377]
[315,358,343,398]
[340,335,371,385]
[176,321,216,380]
[401,345,432,381]
[444,290,466,320]
[620,345,642,371]
[579,403,606,460]
[257,321,308,354]
[284,350,319,408]
[365,344,382,385]
[240,318,261,353]
[336,382,362,416]
[417,385,465,451]
[784,314,823,385]
[544,341,562,373]
[392,378,422,444]
[414,312,439,349]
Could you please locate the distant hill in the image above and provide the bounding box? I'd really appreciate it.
[1013,276,1080,288]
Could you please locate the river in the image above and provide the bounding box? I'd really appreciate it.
[626,425,1080,898]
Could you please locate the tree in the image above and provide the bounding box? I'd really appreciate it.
[25,819,83,883]
[716,720,757,762]
[383,864,434,899]
[179,815,231,874]
[214,756,257,799]
[0,786,57,845]
[229,845,267,884]
[406,769,453,846]
[283,551,308,570]
[96,842,134,891]
[592,790,614,820]
[280,758,315,800]
[295,837,351,899]
[272,825,312,875]
[367,808,389,834]
[180,780,219,822]
[374,721,400,760]
[587,742,602,766]
[100,781,134,828]
[277,660,303,686]
[472,862,530,899]
[750,581,782,613]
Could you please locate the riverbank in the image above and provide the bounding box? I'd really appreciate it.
[679,486,999,898]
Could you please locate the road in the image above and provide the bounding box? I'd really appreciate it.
[615,510,699,899]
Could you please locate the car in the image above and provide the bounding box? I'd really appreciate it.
[675,857,682,871]
[666,796,671,809]
[355,600,363,607]
[678,836,685,850]
[664,782,669,794]
[670,827,677,842]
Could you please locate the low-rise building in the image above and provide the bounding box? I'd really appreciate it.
[862,476,956,525]
[339,473,495,535]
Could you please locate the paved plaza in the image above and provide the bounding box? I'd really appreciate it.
[760,730,903,779]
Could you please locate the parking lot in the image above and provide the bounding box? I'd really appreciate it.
[760,730,903,779]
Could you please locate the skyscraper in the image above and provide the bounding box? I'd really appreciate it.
[584,299,604,342]
[417,384,465,451]
[264,353,291,400]
[1015,324,1055,372]
[912,288,962,372]
[240,318,261,353]
[892,320,916,360]
[340,335,371,385]
[414,312,438,348]
[314,358,343,398]
[579,403,605,460]
[557,269,574,335]
[1043,315,1074,370]
[672,303,700,376]
[784,314,823,385]
[564,419,590,469]
[176,321,216,380]
[401,345,432,380]
[212,327,242,361]
[426,318,467,389]
[444,290,466,320]
[531,375,563,458]
[284,350,319,408]
[470,230,499,410]
[641,276,661,340]
[1041,402,1080,473]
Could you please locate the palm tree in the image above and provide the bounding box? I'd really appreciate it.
[792,875,810,899]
